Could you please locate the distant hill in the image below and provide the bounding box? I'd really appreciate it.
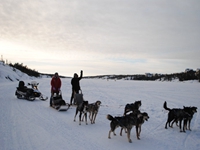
[84,69,200,82]
[0,61,70,82]
[0,61,39,82]
[0,60,199,82]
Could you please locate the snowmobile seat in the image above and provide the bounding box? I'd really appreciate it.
[16,81,34,100]
[17,81,28,92]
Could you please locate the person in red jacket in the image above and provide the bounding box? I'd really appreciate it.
[50,72,61,106]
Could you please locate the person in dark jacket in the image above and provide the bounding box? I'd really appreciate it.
[50,72,61,106]
[70,70,83,105]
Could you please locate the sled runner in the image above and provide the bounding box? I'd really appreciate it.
[50,91,70,111]
[74,90,84,105]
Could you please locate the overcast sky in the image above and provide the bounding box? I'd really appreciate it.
[0,0,200,76]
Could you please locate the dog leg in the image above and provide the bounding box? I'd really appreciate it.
[81,114,84,122]
[179,120,184,132]
[108,130,112,139]
[108,129,117,139]
[138,126,141,137]
[85,113,88,125]
[89,112,92,122]
[184,120,188,130]
[120,127,123,136]
[93,113,97,124]
[182,121,186,133]
[183,120,187,132]
[74,109,78,122]
[127,128,132,143]
[138,127,141,139]
[113,130,116,136]
[125,128,127,133]
[79,112,82,125]
[170,119,175,128]
[165,117,173,129]
[90,113,94,124]
[136,125,141,140]
[188,120,191,131]
[185,123,188,130]
[165,121,168,129]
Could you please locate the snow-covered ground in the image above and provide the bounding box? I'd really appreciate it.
[0,63,200,150]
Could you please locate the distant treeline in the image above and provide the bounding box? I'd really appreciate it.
[2,58,199,82]
[7,62,67,78]
[84,69,200,82]
[9,63,40,77]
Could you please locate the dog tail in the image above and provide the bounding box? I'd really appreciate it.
[163,101,171,111]
[107,114,114,121]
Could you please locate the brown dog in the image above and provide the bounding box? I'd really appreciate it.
[82,100,101,124]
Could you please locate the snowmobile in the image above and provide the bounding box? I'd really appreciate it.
[15,81,48,101]
[50,91,70,111]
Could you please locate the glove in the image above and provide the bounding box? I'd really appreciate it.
[53,87,56,90]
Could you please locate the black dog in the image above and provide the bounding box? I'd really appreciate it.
[120,111,149,140]
[74,100,88,125]
[107,111,149,143]
[123,100,142,116]
[163,101,190,132]
[183,106,197,131]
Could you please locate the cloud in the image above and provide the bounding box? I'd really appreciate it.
[0,0,200,76]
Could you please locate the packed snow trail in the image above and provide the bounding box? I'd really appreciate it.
[0,78,200,150]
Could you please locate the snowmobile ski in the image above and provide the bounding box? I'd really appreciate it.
[39,94,48,101]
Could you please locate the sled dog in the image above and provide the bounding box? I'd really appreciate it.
[120,111,149,140]
[123,100,142,116]
[107,111,149,143]
[74,100,88,125]
[183,106,197,131]
[82,100,101,124]
[163,101,190,132]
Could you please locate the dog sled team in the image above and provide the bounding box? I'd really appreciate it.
[163,101,197,132]
[107,100,149,143]
[15,70,198,143]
